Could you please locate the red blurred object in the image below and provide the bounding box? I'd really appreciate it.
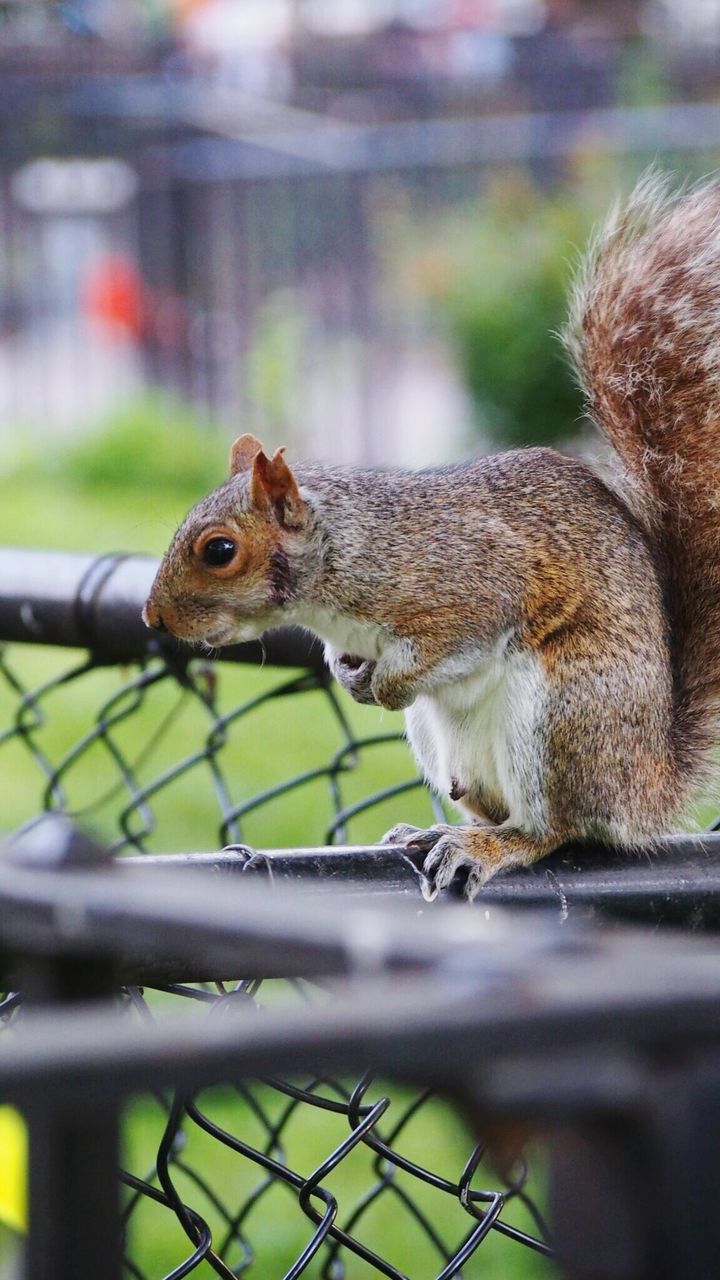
[82,254,145,338]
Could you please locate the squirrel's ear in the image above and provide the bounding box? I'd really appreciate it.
[250,447,306,529]
[229,433,264,476]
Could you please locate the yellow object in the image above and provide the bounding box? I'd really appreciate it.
[0,1106,27,1234]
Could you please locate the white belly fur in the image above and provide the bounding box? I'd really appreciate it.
[295,603,549,834]
[404,646,550,834]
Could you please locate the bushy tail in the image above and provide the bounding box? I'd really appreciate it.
[565,171,720,792]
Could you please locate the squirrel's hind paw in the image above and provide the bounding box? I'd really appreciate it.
[419,830,486,902]
[393,824,559,902]
[379,824,422,844]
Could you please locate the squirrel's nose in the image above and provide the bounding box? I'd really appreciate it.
[143,602,168,633]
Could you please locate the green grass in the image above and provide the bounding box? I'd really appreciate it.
[0,638,434,851]
[0,397,229,557]
[123,1081,557,1280]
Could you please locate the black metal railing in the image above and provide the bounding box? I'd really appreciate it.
[3,548,720,1280]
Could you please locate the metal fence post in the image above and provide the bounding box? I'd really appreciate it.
[8,820,122,1280]
[549,1117,658,1280]
[649,1058,720,1279]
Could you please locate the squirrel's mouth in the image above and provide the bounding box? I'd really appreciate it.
[142,602,235,649]
[202,628,235,647]
[202,616,270,647]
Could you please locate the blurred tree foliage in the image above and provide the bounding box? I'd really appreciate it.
[47,396,226,498]
[401,174,597,449]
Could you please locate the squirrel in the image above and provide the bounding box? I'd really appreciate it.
[143,172,720,900]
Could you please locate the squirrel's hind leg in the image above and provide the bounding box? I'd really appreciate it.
[383,823,560,902]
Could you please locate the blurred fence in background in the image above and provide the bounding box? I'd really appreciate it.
[2,4,720,462]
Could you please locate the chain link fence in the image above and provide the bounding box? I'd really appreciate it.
[113,988,554,1280]
[0,636,437,856]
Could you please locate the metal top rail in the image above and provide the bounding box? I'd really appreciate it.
[3,823,720,1111]
[62,89,720,177]
[0,547,323,669]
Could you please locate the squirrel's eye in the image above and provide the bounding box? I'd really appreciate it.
[202,537,237,567]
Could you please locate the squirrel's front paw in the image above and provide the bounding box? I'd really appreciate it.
[328,652,378,705]
[369,671,415,712]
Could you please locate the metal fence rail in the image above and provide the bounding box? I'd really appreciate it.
[2,546,720,1280]
[4,833,720,1280]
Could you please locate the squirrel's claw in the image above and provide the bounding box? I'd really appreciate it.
[379,822,475,898]
[380,822,426,847]
[417,829,484,901]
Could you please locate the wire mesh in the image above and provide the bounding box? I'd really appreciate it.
[0,643,447,853]
[116,981,555,1280]
[0,638,555,1279]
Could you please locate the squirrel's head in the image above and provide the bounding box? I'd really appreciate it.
[143,434,313,647]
